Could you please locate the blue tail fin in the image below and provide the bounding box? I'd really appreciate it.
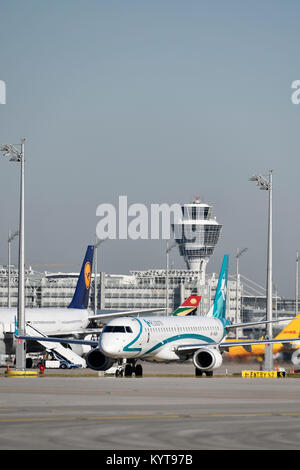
[212,254,229,320]
[14,316,18,336]
[68,245,94,309]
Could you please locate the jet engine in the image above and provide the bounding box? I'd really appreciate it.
[85,348,114,371]
[291,349,300,366]
[67,334,94,357]
[192,347,223,371]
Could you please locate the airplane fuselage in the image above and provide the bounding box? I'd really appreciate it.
[0,307,90,355]
[99,315,226,362]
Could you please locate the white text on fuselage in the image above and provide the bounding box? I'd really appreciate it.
[143,320,163,327]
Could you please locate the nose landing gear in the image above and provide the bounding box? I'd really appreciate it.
[115,360,143,378]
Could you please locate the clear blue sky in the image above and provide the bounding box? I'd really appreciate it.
[0,1,300,297]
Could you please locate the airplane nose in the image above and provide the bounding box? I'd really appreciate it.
[100,334,119,356]
[99,334,110,353]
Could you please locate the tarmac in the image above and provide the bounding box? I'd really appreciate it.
[0,359,300,450]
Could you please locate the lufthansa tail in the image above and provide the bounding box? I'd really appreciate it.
[68,245,94,309]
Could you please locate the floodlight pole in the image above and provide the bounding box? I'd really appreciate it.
[8,231,11,309]
[235,248,247,337]
[16,139,26,370]
[8,229,19,308]
[94,237,106,316]
[249,170,273,370]
[265,170,273,370]
[296,250,299,316]
[168,237,187,313]
[166,241,176,315]
[1,139,26,370]
[166,241,170,315]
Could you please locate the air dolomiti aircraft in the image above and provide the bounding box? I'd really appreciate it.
[18,254,298,377]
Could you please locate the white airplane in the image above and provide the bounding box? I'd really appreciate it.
[18,254,298,377]
[0,245,165,359]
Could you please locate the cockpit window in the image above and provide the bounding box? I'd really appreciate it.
[103,325,132,333]
[103,325,125,333]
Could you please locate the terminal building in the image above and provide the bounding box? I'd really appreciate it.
[0,264,295,336]
[0,198,295,336]
[0,264,240,323]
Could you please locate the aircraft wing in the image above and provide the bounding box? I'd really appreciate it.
[176,336,300,356]
[17,334,99,347]
[219,337,300,349]
[88,308,166,321]
[25,321,102,339]
[19,323,99,347]
[226,317,295,329]
[47,328,102,336]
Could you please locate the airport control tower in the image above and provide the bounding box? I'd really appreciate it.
[172,198,222,285]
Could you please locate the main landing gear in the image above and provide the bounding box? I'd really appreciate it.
[115,360,143,378]
[195,368,213,377]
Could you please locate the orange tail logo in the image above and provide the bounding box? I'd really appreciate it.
[84,262,91,290]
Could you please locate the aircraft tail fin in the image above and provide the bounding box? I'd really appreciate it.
[172,296,201,316]
[275,314,300,340]
[211,254,229,320]
[68,245,94,309]
[14,316,18,336]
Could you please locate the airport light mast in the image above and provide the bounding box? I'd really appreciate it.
[8,229,19,308]
[235,247,247,338]
[94,237,106,316]
[249,170,273,370]
[1,139,26,371]
[296,250,299,317]
[166,240,176,315]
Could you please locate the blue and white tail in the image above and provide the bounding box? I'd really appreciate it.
[207,254,229,320]
[68,245,94,309]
